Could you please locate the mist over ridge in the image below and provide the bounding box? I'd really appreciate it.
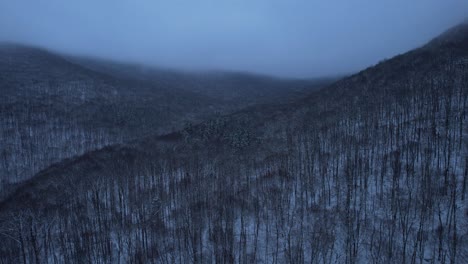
[1,0,467,77]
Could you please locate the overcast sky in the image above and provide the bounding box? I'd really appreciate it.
[1,0,467,78]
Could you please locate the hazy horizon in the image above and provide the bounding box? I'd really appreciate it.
[1,0,467,78]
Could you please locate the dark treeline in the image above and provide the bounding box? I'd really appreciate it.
[0,24,467,264]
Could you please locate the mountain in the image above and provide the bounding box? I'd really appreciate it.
[427,20,468,48]
[0,23,467,263]
[0,44,331,198]
[70,56,331,105]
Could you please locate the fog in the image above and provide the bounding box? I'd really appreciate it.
[1,0,467,78]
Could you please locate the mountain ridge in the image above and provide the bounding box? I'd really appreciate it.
[0,42,332,200]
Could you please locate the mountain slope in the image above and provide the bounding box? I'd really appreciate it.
[0,43,206,187]
[0,44,331,197]
[0,23,467,263]
[71,56,331,106]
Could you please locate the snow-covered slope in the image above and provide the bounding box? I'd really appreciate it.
[0,23,467,263]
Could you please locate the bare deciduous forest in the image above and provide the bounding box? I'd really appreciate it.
[0,18,467,264]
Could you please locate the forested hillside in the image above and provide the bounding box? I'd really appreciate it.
[0,23,467,264]
[71,56,329,106]
[0,44,328,200]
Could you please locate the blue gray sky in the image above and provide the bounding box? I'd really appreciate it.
[1,0,467,78]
